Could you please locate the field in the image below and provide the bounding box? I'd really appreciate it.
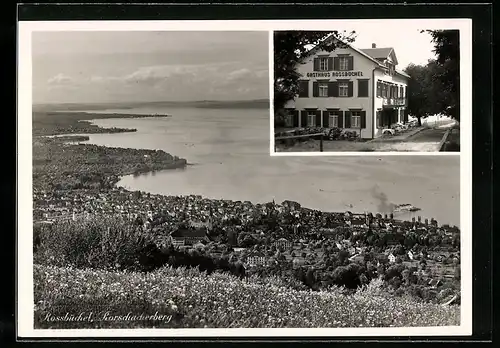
[34,264,460,329]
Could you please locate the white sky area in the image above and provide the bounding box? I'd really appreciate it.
[32,31,269,104]
[331,22,437,69]
[32,24,436,105]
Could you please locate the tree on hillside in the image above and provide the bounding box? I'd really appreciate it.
[426,30,460,122]
[274,31,356,126]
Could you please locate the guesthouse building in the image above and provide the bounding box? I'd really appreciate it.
[283,38,410,139]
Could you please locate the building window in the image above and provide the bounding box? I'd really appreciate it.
[358,79,369,97]
[351,111,361,128]
[400,86,404,98]
[377,82,382,97]
[319,82,328,97]
[307,111,316,127]
[329,112,339,127]
[319,57,328,71]
[285,113,294,127]
[339,56,349,71]
[339,82,349,97]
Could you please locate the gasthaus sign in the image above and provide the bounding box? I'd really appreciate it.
[306,71,364,78]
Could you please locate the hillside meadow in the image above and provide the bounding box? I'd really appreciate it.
[34,264,460,329]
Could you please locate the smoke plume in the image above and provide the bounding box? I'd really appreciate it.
[371,185,396,213]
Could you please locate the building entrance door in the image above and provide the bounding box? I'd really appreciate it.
[381,108,398,127]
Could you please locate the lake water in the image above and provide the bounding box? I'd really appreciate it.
[77,107,460,226]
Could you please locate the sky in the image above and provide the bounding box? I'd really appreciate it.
[329,22,437,70]
[31,25,436,105]
[32,31,269,104]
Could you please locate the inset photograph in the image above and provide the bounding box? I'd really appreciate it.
[273,27,460,153]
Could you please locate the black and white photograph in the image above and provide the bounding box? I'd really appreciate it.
[17,20,471,338]
[273,24,461,153]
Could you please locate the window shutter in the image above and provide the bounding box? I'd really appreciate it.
[348,56,354,71]
[338,111,344,128]
[332,82,339,97]
[333,57,340,71]
[316,110,322,126]
[358,80,368,97]
[361,111,367,129]
[299,80,309,98]
[312,82,319,97]
[300,110,308,128]
[328,82,336,97]
[328,57,334,71]
[344,111,351,128]
[293,110,299,127]
[348,81,354,97]
[322,111,329,127]
[313,58,319,71]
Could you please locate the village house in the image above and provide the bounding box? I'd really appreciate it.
[274,237,293,250]
[292,258,306,269]
[348,253,365,263]
[350,217,368,229]
[245,251,270,267]
[169,227,210,247]
[436,254,447,263]
[388,253,396,263]
[283,38,409,139]
[428,279,443,289]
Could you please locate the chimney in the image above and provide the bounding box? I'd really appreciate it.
[372,43,376,48]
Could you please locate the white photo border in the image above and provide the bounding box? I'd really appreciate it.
[18,19,472,338]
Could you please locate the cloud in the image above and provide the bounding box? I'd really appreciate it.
[47,73,73,85]
[42,62,269,102]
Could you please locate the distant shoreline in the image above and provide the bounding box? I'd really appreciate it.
[32,99,270,112]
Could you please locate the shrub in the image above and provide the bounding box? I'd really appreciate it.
[34,215,154,271]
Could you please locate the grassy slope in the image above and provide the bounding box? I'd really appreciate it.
[34,264,460,329]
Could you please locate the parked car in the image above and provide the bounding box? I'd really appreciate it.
[382,128,396,136]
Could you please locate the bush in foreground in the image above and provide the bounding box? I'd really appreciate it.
[34,216,154,271]
[34,264,460,329]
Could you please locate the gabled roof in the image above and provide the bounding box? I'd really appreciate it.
[246,250,266,258]
[306,35,386,70]
[361,47,398,65]
[171,227,208,238]
[351,218,366,225]
[395,69,410,78]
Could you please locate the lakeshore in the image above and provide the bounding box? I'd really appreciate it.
[31,111,461,329]
[33,111,174,136]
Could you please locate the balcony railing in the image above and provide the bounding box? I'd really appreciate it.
[382,98,407,106]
